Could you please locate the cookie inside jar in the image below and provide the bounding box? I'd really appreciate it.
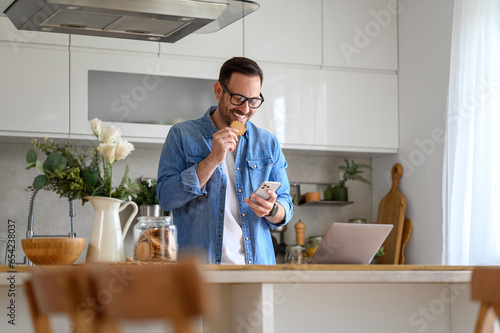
[133,216,177,262]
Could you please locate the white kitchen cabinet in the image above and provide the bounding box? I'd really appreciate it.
[0,2,399,154]
[0,45,69,136]
[244,0,322,66]
[70,50,221,143]
[323,0,398,71]
[160,20,243,59]
[251,64,398,153]
[0,17,69,137]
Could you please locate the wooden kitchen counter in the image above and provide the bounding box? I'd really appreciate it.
[1,263,475,285]
[201,264,475,284]
[203,264,473,271]
[0,264,481,333]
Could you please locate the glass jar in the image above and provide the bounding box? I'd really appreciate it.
[306,236,323,258]
[348,218,367,224]
[285,244,306,264]
[289,183,301,205]
[133,216,177,262]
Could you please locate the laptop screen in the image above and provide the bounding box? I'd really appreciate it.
[308,223,393,264]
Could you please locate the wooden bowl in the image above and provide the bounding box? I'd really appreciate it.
[305,192,321,203]
[21,238,85,265]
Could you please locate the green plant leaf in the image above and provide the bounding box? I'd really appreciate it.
[36,161,43,174]
[26,149,37,164]
[43,152,67,171]
[81,167,99,187]
[33,174,48,189]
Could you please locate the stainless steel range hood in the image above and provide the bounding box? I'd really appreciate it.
[2,0,259,43]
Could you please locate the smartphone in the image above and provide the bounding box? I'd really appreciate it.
[250,181,281,203]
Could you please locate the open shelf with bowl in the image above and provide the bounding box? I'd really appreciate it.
[290,182,354,206]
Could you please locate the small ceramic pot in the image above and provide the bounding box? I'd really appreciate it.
[331,185,348,201]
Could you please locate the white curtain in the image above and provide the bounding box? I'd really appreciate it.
[443,0,500,265]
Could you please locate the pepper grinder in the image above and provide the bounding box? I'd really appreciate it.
[295,220,305,246]
[284,220,306,264]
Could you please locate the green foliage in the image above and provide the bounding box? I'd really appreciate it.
[338,159,372,186]
[133,178,159,205]
[26,137,137,205]
[43,152,66,172]
[110,165,138,201]
[374,246,385,259]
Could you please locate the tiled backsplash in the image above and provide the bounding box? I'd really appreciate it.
[0,142,371,264]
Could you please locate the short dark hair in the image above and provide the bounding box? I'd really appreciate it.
[218,57,263,87]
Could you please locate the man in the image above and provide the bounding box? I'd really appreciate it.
[157,57,293,265]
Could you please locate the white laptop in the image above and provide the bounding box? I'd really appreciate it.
[308,222,393,264]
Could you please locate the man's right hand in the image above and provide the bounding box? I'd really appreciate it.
[210,127,240,164]
[196,127,239,188]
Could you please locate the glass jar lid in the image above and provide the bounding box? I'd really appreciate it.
[135,216,174,229]
[137,216,173,223]
[286,244,305,250]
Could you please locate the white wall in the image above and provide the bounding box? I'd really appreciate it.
[373,0,455,264]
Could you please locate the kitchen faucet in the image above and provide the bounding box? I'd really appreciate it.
[20,188,77,266]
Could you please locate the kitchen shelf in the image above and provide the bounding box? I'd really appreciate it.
[298,200,353,206]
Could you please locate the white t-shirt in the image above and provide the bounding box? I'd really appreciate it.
[220,146,246,264]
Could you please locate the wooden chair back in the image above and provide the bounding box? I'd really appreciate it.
[24,267,102,333]
[471,267,500,333]
[91,262,208,333]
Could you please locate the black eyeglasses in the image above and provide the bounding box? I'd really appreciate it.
[220,83,265,109]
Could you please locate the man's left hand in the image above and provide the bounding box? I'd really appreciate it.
[244,191,285,224]
[245,190,276,217]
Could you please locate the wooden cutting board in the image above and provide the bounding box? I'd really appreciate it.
[375,164,406,265]
[399,218,412,264]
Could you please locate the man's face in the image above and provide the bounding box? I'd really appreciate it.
[215,72,262,127]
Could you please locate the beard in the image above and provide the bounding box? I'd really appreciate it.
[218,102,242,127]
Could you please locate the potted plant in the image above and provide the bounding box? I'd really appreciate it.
[134,177,166,217]
[371,246,385,264]
[26,119,138,203]
[325,159,372,201]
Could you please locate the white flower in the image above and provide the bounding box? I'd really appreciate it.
[97,143,117,164]
[90,118,101,137]
[115,140,134,161]
[99,125,121,144]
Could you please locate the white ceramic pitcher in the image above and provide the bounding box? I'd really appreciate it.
[85,196,138,263]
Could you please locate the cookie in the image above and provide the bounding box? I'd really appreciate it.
[230,121,246,136]
[134,227,177,262]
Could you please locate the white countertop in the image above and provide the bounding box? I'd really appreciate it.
[201,264,473,284]
[202,269,472,284]
[0,264,474,286]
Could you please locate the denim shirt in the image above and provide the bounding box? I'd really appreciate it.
[157,107,293,265]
